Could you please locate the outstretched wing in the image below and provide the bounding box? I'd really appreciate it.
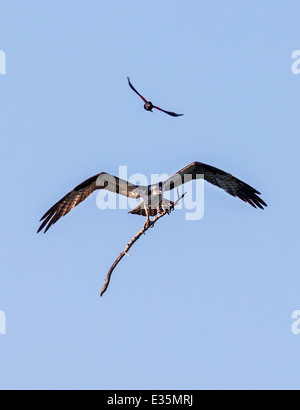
[163,161,267,209]
[153,105,183,117]
[127,77,147,103]
[37,173,140,233]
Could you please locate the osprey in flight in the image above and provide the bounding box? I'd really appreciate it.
[127,77,183,117]
[37,161,267,234]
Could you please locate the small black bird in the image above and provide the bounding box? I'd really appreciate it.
[127,77,183,117]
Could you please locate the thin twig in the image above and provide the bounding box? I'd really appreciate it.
[100,193,185,297]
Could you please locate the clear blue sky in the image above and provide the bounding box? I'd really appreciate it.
[0,1,300,390]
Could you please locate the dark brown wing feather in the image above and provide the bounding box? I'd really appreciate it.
[38,173,140,233]
[127,77,147,103]
[163,161,267,209]
[153,105,183,117]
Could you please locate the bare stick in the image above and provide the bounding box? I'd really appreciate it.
[100,194,185,297]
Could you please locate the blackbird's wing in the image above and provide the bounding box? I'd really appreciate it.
[153,105,184,117]
[127,77,147,103]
